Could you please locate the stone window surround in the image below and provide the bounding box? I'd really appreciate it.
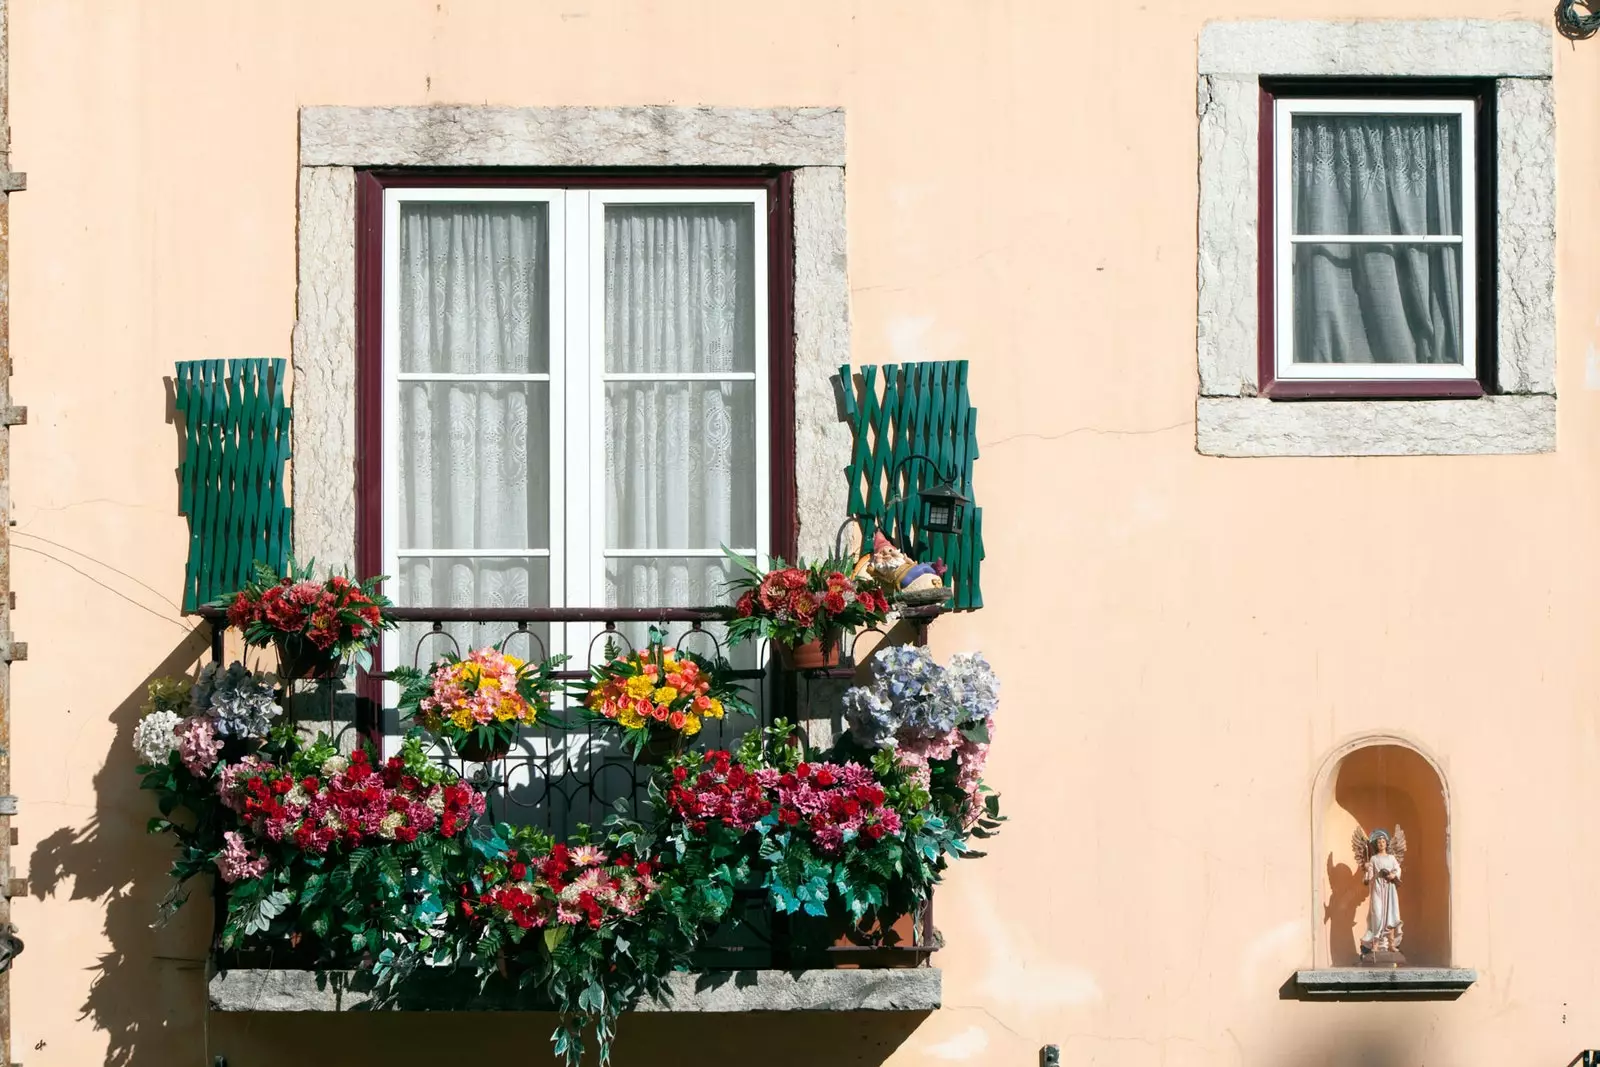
[1196,20,1555,457]
[291,105,851,570]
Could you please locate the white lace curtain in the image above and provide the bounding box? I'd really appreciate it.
[603,205,756,610]
[395,202,549,630]
[1291,114,1464,365]
[391,199,757,619]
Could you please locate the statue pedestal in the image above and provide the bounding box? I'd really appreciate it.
[1359,950,1408,968]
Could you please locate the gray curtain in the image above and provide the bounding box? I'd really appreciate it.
[1291,114,1464,365]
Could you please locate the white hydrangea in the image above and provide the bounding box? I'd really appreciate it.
[132,709,182,765]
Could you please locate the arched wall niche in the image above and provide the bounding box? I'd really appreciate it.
[1310,736,1451,968]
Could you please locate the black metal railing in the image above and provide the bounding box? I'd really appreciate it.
[202,605,936,968]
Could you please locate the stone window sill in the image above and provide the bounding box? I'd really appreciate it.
[209,967,942,1014]
[1197,395,1555,457]
[1291,967,1477,1000]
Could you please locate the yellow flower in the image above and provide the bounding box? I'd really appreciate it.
[706,698,724,720]
[624,675,655,700]
[449,707,473,730]
[684,713,702,735]
[653,686,679,705]
[618,705,646,729]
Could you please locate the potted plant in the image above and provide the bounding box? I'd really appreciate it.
[570,630,753,762]
[392,645,567,762]
[220,560,395,681]
[722,550,890,670]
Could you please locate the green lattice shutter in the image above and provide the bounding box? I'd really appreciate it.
[840,361,984,610]
[175,358,292,612]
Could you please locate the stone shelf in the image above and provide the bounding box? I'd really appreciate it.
[1292,967,1477,1000]
[209,967,942,1014]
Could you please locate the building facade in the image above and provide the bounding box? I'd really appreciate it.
[9,2,1600,1065]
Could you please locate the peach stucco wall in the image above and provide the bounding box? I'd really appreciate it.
[9,2,1600,1065]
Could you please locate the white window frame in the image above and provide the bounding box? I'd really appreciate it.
[378,185,772,673]
[1273,98,1477,383]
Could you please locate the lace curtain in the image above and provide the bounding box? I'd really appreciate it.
[603,205,757,609]
[391,199,758,620]
[1291,114,1464,365]
[395,202,551,647]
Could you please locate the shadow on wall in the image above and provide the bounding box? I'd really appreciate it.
[207,1008,930,1067]
[26,629,214,1067]
[1321,744,1450,967]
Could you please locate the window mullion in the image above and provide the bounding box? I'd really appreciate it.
[564,190,592,633]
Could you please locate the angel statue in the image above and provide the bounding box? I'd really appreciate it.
[1352,825,1407,961]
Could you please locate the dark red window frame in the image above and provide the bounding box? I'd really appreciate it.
[352,168,799,587]
[1257,79,1497,400]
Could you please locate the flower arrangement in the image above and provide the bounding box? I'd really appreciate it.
[842,646,1001,830]
[392,646,567,762]
[220,560,395,678]
[659,723,935,925]
[571,631,753,760]
[454,822,717,1067]
[218,741,485,855]
[723,550,891,668]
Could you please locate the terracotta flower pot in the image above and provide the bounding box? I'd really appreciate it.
[775,631,841,671]
[456,733,514,763]
[792,903,934,969]
[273,635,343,682]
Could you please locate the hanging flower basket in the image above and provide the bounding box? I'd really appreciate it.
[455,733,514,763]
[635,723,684,766]
[273,635,344,683]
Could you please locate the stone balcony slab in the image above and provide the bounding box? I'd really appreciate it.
[209,967,941,1014]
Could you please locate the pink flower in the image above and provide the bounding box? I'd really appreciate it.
[175,716,224,777]
[216,831,269,883]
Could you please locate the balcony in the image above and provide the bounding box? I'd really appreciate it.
[201,604,946,1016]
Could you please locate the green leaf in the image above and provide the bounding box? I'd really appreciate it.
[543,926,568,953]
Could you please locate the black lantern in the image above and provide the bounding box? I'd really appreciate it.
[916,478,969,535]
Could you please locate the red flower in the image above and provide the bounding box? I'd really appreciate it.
[796,763,811,778]
[779,807,800,826]
[735,591,756,617]
[757,573,789,612]
[226,592,258,629]
[814,766,835,787]
[668,710,687,731]
[779,569,810,590]
[510,862,528,880]
[821,590,847,615]
[865,823,886,840]
[671,766,688,782]
[790,591,817,625]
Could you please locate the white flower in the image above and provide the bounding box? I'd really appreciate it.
[320,755,349,778]
[133,710,182,765]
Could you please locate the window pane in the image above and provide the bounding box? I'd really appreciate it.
[1292,243,1463,365]
[604,381,756,550]
[605,555,737,609]
[603,204,757,373]
[398,202,550,373]
[393,556,551,665]
[399,381,549,550]
[1291,114,1462,236]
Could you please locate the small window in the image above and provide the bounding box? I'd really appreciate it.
[1262,89,1489,399]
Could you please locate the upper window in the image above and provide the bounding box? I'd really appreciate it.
[1262,88,1489,399]
[371,182,779,659]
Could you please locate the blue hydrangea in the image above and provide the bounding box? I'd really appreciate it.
[841,647,999,748]
[193,661,280,741]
